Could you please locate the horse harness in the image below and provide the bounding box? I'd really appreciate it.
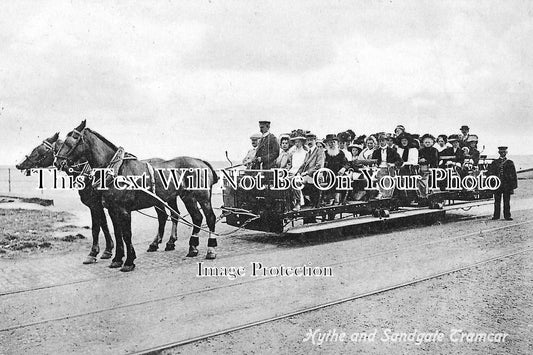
[90,147,156,194]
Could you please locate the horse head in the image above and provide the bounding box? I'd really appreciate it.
[54,120,90,170]
[54,120,117,172]
[16,132,61,173]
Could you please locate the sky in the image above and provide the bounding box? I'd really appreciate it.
[1,0,532,165]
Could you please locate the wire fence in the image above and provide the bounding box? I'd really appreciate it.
[0,167,12,193]
[0,167,46,196]
[0,166,228,199]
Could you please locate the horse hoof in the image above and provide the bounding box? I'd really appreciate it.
[186,248,199,257]
[100,250,113,259]
[164,244,175,251]
[147,244,158,252]
[120,264,136,272]
[109,261,123,268]
[83,256,97,264]
[205,250,216,260]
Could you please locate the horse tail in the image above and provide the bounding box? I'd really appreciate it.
[202,160,219,185]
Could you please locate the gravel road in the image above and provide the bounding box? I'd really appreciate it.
[0,181,531,354]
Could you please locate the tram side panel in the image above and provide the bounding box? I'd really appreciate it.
[222,170,291,233]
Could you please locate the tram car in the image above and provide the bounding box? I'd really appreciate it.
[221,157,496,234]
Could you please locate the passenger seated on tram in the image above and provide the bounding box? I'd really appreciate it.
[287,129,310,153]
[394,125,406,138]
[275,134,291,169]
[386,134,396,149]
[346,129,356,142]
[287,135,307,211]
[396,133,419,173]
[347,142,367,201]
[465,135,480,166]
[316,139,325,149]
[418,134,439,200]
[287,135,307,175]
[395,133,419,200]
[337,131,352,161]
[297,132,325,209]
[242,133,262,169]
[372,134,403,199]
[411,134,421,149]
[440,134,465,168]
[434,134,450,153]
[359,136,377,159]
[348,141,364,162]
[323,134,349,205]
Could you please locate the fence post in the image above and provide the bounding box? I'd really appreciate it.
[8,168,11,193]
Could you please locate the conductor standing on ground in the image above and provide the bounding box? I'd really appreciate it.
[488,146,518,220]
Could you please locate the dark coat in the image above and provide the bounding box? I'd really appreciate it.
[441,146,465,164]
[253,133,279,169]
[418,146,439,168]
[466,147,480,165]
[488,158,518,194]
[325,150,348,174]
[371,146,402,166]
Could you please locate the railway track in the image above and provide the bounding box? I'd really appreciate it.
[1,213,530,298]
[131,247,533,355]
[1,219,531,335]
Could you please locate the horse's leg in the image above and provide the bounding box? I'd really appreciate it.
[165,198,180,251]
[147,206,167,252]
[183,197,203,257]
[82,207,101,264]
[108,207,125,268]
[99,206,114,259]
[119,209,136,272]
[198,197,217,260]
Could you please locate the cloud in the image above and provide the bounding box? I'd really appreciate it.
[1,0,532,165]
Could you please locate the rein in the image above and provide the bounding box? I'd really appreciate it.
[56,129,84,161]
[56,126,242,236]
[24,140,55,167]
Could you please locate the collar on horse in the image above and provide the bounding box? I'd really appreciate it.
[58,127,156,192]
[91,147,137,188]
[107,147,137,175]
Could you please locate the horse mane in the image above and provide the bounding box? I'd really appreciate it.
[86,128,118,151]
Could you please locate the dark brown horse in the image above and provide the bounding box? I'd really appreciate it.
[16,133,114,263]
[17,134,183,265]
[54,121,219,272]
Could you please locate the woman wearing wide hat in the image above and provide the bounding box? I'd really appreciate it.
[440,134,465,167]
[323,134,349,207]
[286,134,307,211]
[465,135,480,166]
[348,141,364,162]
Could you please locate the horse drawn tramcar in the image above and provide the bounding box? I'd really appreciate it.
[221,155,497,235]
